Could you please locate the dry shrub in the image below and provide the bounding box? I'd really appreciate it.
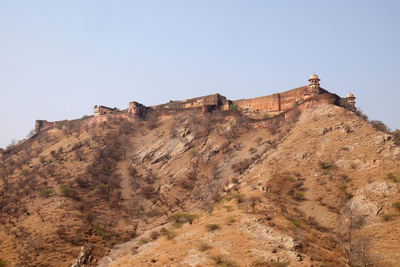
[393,130,400,146]
[210,254,237,266]
[150,230,159,240]
[205,223,220,232]
[318,160,334,170]
[178,177,195,190]
[231,159,252,174]
[169,213,198,227]
[142,185,155,199]
[198,242,212,252]
[128,166,137,178]
[159,228,174,239]
[370,120,390,133]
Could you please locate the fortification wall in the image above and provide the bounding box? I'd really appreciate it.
[232,86,308,116]
[279,86,308,110]
[233,94,280,113]
[253,93,339,128]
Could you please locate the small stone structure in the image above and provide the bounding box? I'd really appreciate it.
[158,93,228,111]
[128,101,149,118]
[346,93,356,110]
[93,105,117,116]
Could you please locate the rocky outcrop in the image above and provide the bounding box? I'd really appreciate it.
[71,245,93,267]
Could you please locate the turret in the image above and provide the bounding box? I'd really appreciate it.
[346,92,356,110]
[308,73,320,96]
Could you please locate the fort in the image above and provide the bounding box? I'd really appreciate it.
[34,74,356,133]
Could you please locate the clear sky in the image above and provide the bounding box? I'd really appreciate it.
[1,0,399,148]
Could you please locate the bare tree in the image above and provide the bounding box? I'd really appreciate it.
[337,203,372,266]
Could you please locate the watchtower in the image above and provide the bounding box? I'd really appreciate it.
[308,73,320,96]
[346,93,356,110]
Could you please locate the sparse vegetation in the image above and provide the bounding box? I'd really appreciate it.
[294,192,305,201]
[393,130,400,146]
[380,213,393,221]
[392,202,400,210]
[189,149,199,157]
[232,193,245,203]
[159,228,174,239]
[252,260,289,267]
[210,254,237,266]
[289,219,301,227]
[128,166,137,177]
[231,158,252,174]
[249,147,257,154]
[339,185,353,200]
[39,188,54,198]
[223,205,233,211]
[0,259,7,267]
[370,120,390,133]
[169,213,198,228]
[229,104,238,111]
[198,241,212,252]
[385,173,398,182]
[226,216,236,225]
[319,160,333,170]
[140,238,149,245]
[95,225,113,240]
[60,184,77,198]
[150,230,159,240]
[247,195,262,213]
[205,224,220,232]
[285,175,295,182]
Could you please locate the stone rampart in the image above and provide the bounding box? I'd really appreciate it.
[32,75,352,134]
[253,93,339,128]
[232,86,310,118]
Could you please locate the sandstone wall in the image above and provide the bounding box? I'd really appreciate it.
[232,86,308,116]
[253,93,339,128]
[279,86,309,110]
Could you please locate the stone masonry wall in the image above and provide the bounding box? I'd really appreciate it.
[253,93,339,128]
[233,86,309,116]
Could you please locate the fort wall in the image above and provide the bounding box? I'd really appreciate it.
[32,74,353,134]
[253,93,339,128]
[232,86,309,117]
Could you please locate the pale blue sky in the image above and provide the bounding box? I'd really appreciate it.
[1,0,399,148]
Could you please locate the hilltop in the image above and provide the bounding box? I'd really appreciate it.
[1,76,400,266]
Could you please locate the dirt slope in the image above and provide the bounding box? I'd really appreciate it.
[100,105,400,267]
[1,104,399,267]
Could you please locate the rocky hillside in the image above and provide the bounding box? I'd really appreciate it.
[1,104,400,267]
